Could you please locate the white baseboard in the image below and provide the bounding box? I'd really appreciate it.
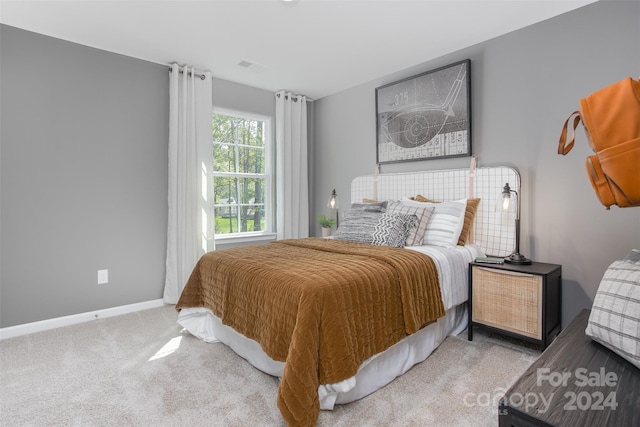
[0,299,166,340]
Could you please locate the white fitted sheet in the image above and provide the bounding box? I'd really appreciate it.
[177,244,482,409]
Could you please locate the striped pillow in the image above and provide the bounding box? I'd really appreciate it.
[415,196,480,245]
[423,200,466,247]
[386,201,435,246]
[402,198,467,247]
[585,258,640,369]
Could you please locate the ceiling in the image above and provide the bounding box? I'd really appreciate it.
[0,0,597,100]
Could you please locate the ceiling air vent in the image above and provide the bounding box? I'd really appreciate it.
[237,60,255,68]
[236,60,267,72]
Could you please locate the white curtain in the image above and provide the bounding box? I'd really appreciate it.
[164,63,213,304]
[275,91,309,240]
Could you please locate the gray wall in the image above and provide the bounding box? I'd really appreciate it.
[0,25,169,328]
[212,77,275,119]
[0,25,276,327]
[313,0,640,327]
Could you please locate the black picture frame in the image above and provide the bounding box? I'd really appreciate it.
[375,59,471,164]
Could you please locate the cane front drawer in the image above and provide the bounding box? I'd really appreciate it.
[472,266,542,339]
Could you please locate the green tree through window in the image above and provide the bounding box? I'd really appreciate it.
[212,112,270,235]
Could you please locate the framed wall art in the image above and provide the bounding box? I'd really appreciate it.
[375,59,471,164]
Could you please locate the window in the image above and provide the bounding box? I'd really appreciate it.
[212,111,272,239]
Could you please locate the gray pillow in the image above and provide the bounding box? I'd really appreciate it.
[350,201,388,212]
[333,210,382,244]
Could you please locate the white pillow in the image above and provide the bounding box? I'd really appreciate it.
[585,256,640,369]
[401,198,466,247]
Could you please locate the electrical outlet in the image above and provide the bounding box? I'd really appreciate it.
[97,269,109,285]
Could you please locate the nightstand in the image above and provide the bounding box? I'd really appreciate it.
[467,261,562,349]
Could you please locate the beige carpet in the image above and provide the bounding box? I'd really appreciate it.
[0,305,539,426]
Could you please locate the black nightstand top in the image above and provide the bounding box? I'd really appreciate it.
[470,260,561,276]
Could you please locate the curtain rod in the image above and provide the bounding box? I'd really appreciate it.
[275,92,315,102]
[168,67,206,80]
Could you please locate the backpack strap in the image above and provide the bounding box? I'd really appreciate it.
[586,155,615,209]
[558,111,581,155]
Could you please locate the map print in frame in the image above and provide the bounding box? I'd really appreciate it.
[376,59,471,164]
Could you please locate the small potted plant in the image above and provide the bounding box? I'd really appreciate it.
[318,214,336,237]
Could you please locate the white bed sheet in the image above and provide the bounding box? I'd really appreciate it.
[177,244,483,410]
[406,243,483,310]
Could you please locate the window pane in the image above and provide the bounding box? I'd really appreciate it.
[212,114,236,143]
[237,146,265,174]
[214,177,237,205]
[239,205,264,232]
[214,176,237,235]
[236,118,265,147]
[238,177,265,204]
[215,207,238,234]
[213,143,236,173]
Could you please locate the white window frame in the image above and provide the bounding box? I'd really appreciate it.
[212,107,275,244]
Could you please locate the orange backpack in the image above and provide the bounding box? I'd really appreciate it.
[558,77,640,209]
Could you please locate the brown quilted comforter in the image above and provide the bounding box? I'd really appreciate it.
[176,237,443,426]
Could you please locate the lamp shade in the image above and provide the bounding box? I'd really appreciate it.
[498,183,517,217]
[499,182,531,265]
[327,189,338,209]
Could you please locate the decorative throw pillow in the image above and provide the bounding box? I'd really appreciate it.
[415,194,436,203]
[585,257,640,369]
[457,198,481,245]
[350,201,388,212]
[333,210,382,244]
[371,213,416,248]
[386,200,435,246]
[412,196,480,246]
[401,198,467,247]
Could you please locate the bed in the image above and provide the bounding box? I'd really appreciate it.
[176,166,520,426]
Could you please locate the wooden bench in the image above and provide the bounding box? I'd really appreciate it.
[499,309,640,426]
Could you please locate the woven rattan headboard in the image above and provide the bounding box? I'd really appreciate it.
[351,166,520,257]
